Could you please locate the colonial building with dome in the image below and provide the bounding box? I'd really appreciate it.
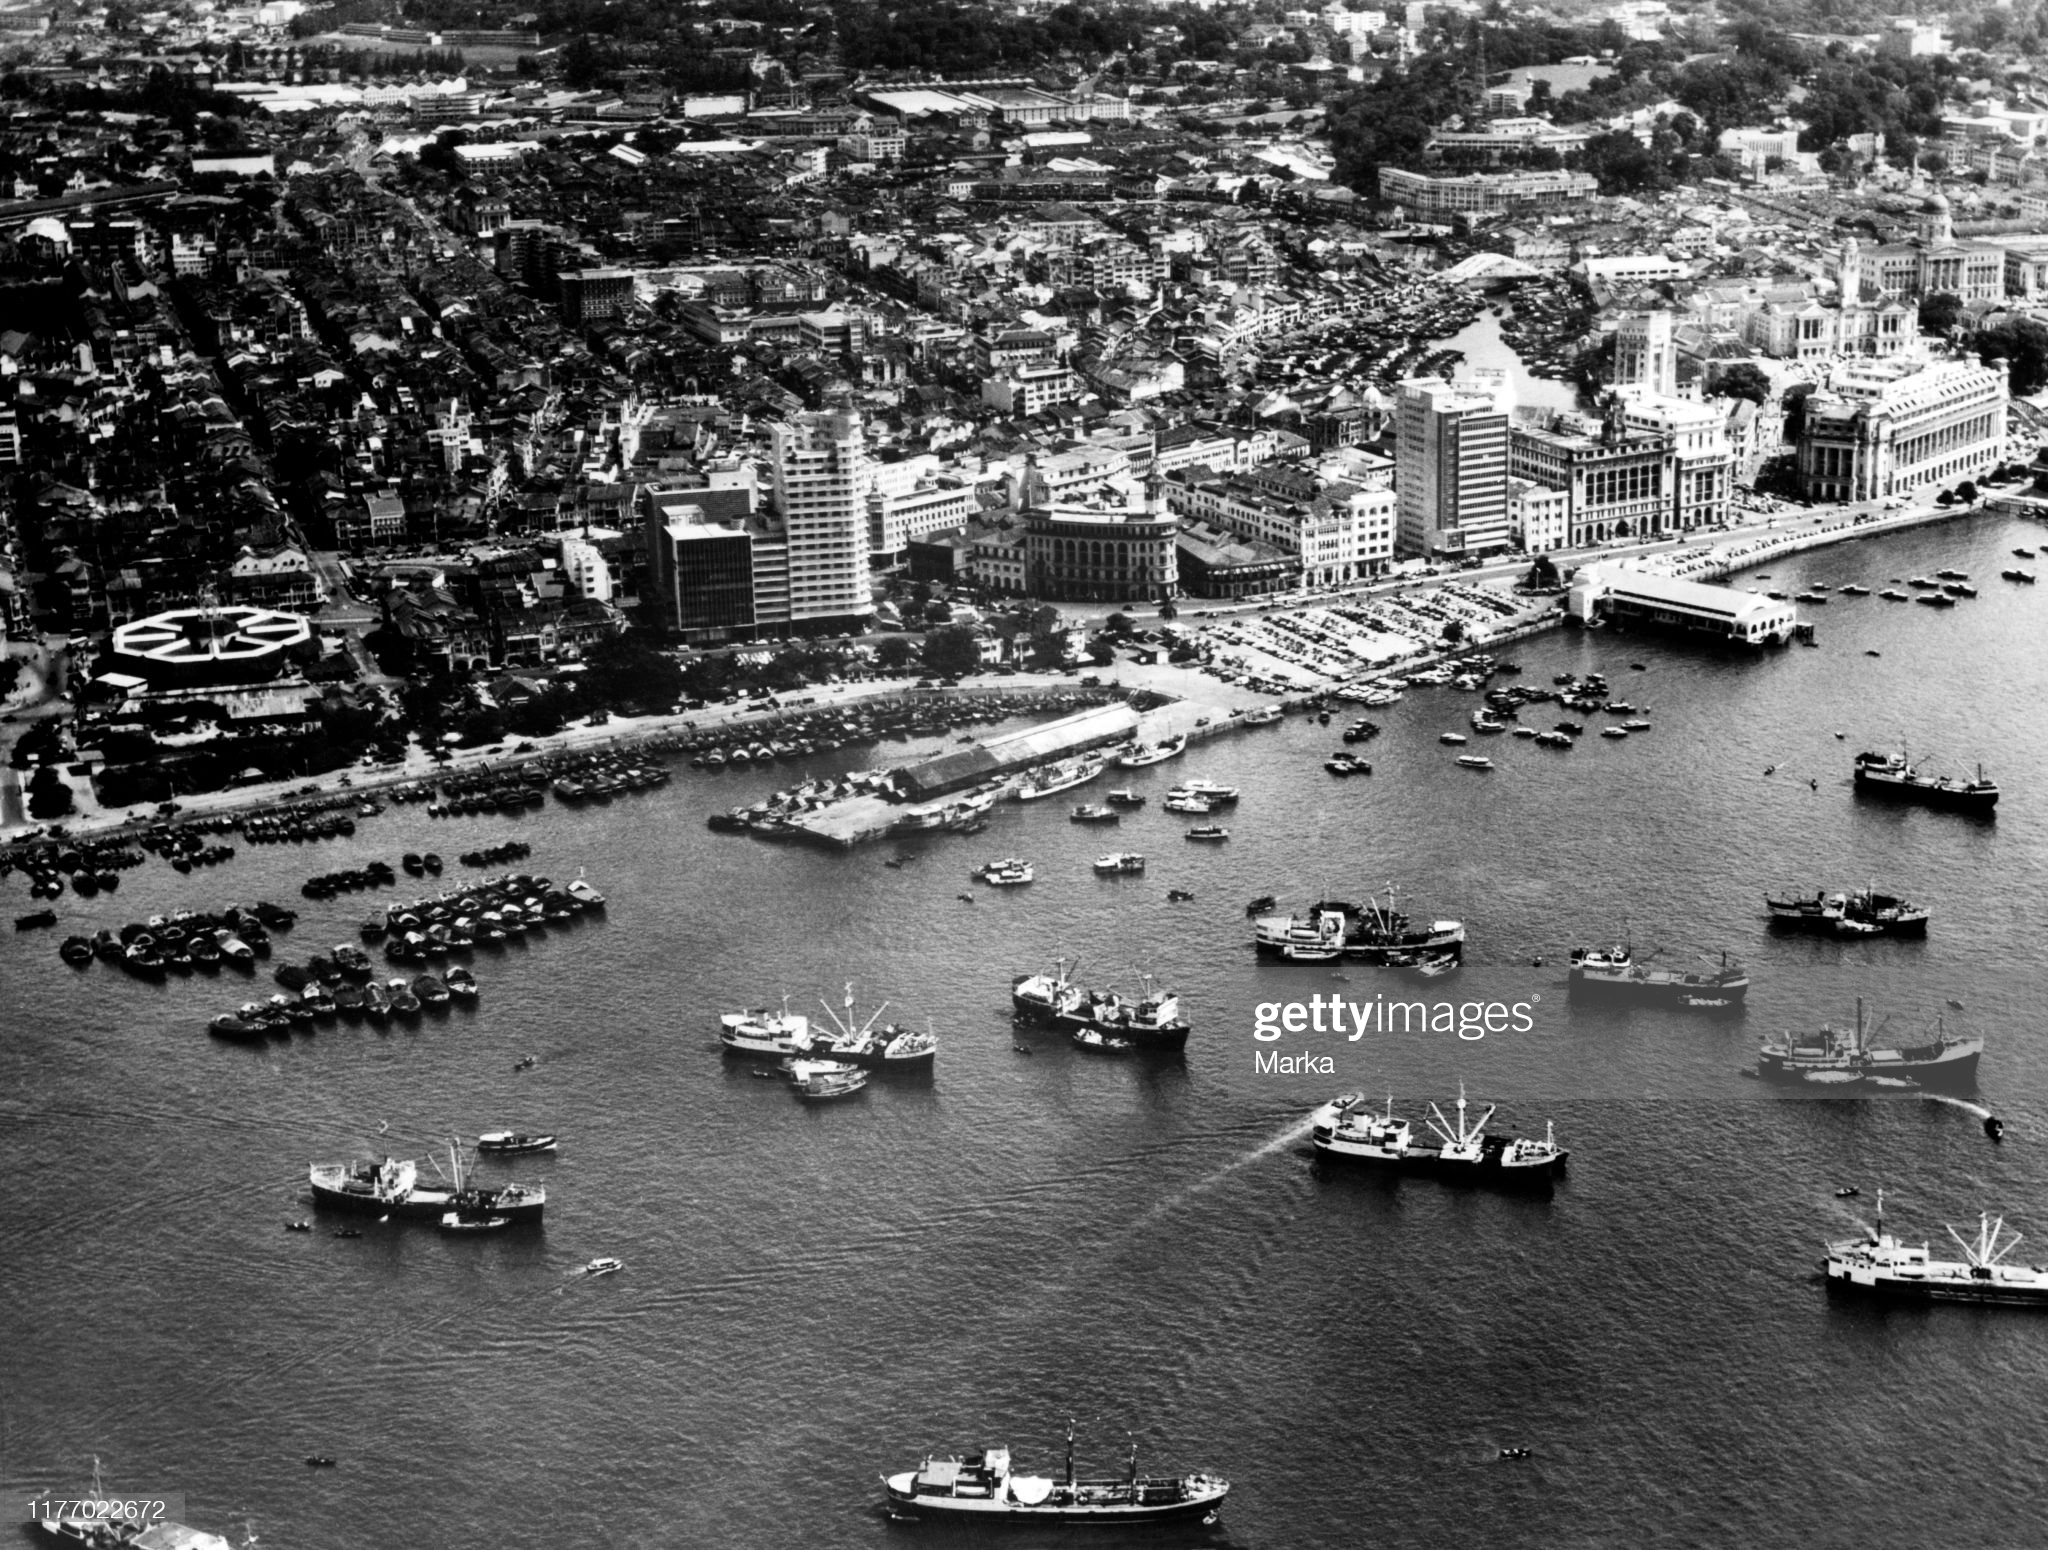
[1848,194,2006,304]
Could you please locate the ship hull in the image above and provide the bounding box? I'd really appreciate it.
[800,1043,937,1073]
[310,1179,545,1224]
[1824,1265,2048,1305]
[1758,1048,1980,1090]
[1312,1137,1566,1181]
[1052,1007,1190,1051]
[884,1485,1226,1525]
[1569,970,1749,1005]
[1253,913,1465,964]
[1853,769,1998,814]
[1765,899,1929,937]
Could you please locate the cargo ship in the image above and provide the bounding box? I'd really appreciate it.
[1852,749,1999,814]
[797,984,937,1071]
[1757,1000,1981,1089]
[1567,944,1748,1007]
[1764,887,1928,937]
[1251,886,1464,965]
[1825,1192,2048,1305]
[883,1429,1228,1526]
[1010,961,1188,1050]
[308,1145,546,1224]
[1308,1090,1567,1180]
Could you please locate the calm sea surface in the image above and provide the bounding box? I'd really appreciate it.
[6,512,2048,1549]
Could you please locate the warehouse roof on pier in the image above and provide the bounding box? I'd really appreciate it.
[891,701,1139,801]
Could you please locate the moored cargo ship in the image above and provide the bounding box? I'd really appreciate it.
[308,1146,546,1224]
[883,1430,1229,1526]
[1308,1090,1566,1181]
[1852,749,1998,814]
[1252,887,1464,965]
[1567,945,1748,1007]
[1825,1193,2048,1306]
[1758,1001,1981,1090]
[1765,887,1928,937]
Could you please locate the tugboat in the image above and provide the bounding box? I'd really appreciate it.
[1765,887,1928,937]
[720,997,810,1059]
[1069,803,1119,825]
[1824,1192,2048,1305]
[1758,1000,1982,1089]
[1567,944,1749,1007]
[1252,887,1465,966]
[797,985,938,1072]
[882,1427,1229,1525]
[1105,788,1146,808]
[1852,748,1999,814]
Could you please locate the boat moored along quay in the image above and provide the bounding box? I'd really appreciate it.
[883,1431,1229,1526]
[1825,1193,2048,1305]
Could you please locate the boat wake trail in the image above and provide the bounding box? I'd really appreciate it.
[1923,1093,1996,1123]
[1125,1114,1317,1232]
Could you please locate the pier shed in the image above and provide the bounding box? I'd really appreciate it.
[890,701,1139,801]
[1568,564,1797,645]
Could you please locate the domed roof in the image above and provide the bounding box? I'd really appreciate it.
[1925,192,1951,213]
[23,215,68,247]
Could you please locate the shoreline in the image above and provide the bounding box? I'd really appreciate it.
[3,498,2019,852]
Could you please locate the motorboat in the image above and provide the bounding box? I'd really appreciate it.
[1093,853,1146,874]
[477,1131,558,1154]
[1456,755,1493,770]
[1184,825,1229,842]
[583,1257,624,1276]
[1117,734,1187,768]
[1069,804,1119,824]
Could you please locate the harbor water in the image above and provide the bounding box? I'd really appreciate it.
[5,512,2048,1547]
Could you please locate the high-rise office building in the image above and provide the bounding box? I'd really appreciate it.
[1395,373,1511,558]
[1614,311,1676,397]
[768,409,876,631]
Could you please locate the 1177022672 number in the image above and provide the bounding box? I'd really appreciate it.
[25,1493,184,1525]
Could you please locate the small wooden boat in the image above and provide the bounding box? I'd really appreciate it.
[1456,755,1493,770]
[477,1131,558,1155]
